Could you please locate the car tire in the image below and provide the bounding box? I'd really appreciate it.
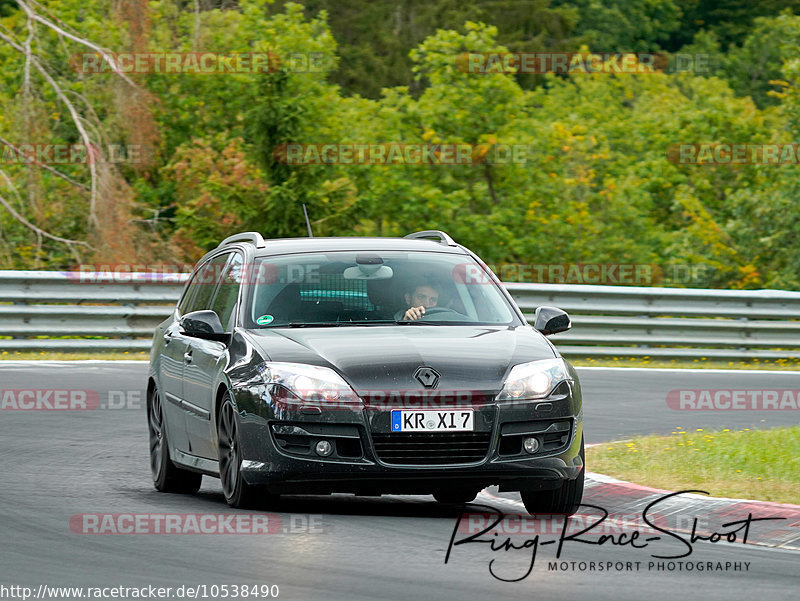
[148,384,202,494]
[433,488,479,504]
[218,393,274,509]
[520,435,585,516]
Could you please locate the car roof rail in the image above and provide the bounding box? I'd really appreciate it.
[403,230,458,246]
[216,231,266,249]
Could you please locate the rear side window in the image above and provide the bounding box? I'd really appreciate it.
[211,253,244,330]
[186,253,230,314]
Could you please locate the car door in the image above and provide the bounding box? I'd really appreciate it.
[183,252,242,459]
[158,272,202,452]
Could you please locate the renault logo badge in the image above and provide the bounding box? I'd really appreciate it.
[414,367,440,389]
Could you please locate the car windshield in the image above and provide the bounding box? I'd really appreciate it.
[244,251,520,328]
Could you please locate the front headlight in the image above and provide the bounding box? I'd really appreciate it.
[497,358,570,401]
[258,362,359,403]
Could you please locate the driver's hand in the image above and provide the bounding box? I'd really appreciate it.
[403,306,426,321]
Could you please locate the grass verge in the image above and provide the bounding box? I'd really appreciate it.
[569,356,800,371]
[0,351,149,361]
[587,426,800,505]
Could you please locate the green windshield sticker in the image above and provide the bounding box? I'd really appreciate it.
[256,315,274,325]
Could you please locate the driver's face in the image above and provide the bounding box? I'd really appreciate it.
[406,285,438,309]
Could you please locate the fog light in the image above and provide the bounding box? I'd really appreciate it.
[523,437,540,454]
[315,440,334,457]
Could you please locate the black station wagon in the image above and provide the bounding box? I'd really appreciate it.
[147,230,584,513]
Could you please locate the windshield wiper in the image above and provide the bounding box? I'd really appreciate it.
[285,319,399,327]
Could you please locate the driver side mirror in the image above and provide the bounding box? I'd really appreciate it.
[180,310,229,342]
[533,306,571,336]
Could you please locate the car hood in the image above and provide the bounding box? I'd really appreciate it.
[243,325,556,396]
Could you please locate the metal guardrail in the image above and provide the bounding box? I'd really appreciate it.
[506,283,800,359]
[1,271,800,358]
[0,271,187,353]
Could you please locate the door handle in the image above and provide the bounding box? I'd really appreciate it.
[183,351,193,363]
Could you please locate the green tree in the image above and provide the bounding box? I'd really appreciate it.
[668,0,800,50]
[551,0,682,51]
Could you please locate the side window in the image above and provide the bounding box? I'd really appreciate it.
[211,253,244,331]
[186,253,230,314]
[178,272,200,315]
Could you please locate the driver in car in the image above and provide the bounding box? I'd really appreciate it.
[396,280,442,321]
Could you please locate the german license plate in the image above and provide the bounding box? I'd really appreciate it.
[391,409,474,432]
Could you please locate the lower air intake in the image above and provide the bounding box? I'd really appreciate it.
[371,432,491,465]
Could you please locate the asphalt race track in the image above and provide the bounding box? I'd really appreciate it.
[1,362,797,600]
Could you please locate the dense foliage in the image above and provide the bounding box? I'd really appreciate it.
[1,0,799,289]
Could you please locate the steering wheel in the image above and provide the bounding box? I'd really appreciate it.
[416,306,468,321]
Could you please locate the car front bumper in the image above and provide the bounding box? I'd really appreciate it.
[234,381,584,495]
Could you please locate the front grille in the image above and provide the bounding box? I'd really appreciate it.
[371,432,491,465]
